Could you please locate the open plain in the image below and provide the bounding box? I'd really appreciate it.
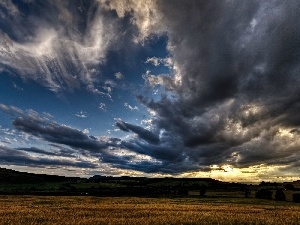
[0,195,299,225]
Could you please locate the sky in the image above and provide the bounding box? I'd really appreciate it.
[0,0,300,182]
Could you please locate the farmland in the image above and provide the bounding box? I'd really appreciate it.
[0,168,300,224]
[0,195,299,225]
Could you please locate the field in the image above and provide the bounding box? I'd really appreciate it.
[0,196,300,225]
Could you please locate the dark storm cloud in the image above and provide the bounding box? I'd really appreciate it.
[12,117,106,151]
[0,105,119,152]
[17,147,59,156]
[48,144,83,158]
[115,120,160,144]
[121,139,182,162]
[107,159,201,174]
[97,138,203,174]
[104,0,300,174]
[0,104,159,171]
[0,145,30,164]
[16,146,77,158]
[0,145,97,168]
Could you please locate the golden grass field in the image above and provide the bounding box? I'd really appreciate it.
[0,195,299,225]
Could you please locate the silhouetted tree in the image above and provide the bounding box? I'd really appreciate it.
[284,183,295,190]
[255,189,272,199]
[293,193,300,203]
[200,184,206,197]
[275,189,286,201]
[260,181,266,186]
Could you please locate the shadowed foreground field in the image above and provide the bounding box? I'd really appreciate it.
[0,196,300,225]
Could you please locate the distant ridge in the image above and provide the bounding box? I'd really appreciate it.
[0,167,80,184]
[0,167,298,185]
[0,167,299,197]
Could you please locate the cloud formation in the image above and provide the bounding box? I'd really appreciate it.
[75,111,88,118]
[116,120,159,144]
[12,116,107,152]
[0,104,161,173]
[114,72,123,80]
[1,1,300,179]
[0,0,117,93]
[99,0,160,41]
[0,104,113,152]
[102,0,300,176]
[0,145,97,168]
[124,103,139,111]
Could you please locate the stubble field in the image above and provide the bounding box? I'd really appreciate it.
[0,195,299,225]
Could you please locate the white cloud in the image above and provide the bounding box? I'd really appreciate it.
[105,80,117,87]
[12,82,23,91]
[87,85,105,95]
[141,118,153,130]
[0,1,117,92]
[99,0,163,41]
[145,57,173,68]
[99,103,107,111]
[142,70,175,90]
[75,111,87,118]
[82,128,90,134]
[114,72,123,79]
[124,103,139,111]
[103,86,112,93]
[145,57,160,66]
[250,18,258,29]
[42,112,54,119]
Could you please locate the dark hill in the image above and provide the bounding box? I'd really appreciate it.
[0,167,81,184]
[0,167,259,197]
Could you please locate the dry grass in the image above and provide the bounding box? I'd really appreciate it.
[0,195,299,225]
